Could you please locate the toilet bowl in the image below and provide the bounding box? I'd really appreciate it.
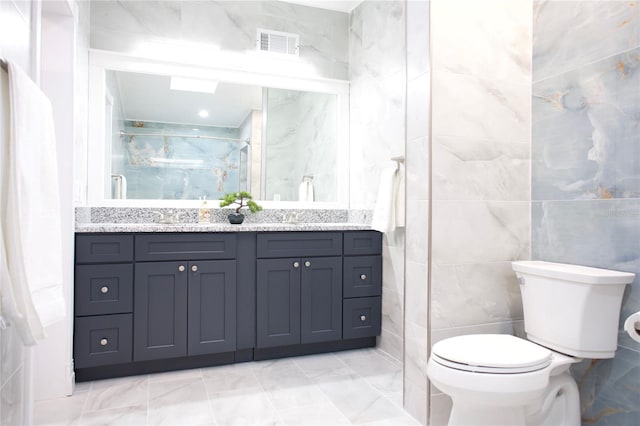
[427,261,635,426]
[428,334,580,426]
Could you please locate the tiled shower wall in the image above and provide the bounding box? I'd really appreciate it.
[532,2,640,425]
[348,0,407,376]
[403,0,430,423]
[428,0,532,424]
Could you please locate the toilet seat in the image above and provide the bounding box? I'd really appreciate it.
[432,334,552,374]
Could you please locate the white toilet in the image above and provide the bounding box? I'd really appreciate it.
[427,261,635,426]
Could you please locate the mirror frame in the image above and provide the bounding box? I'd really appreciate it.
[87,49,350,208]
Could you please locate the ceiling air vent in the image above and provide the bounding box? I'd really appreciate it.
[257,29,299,56]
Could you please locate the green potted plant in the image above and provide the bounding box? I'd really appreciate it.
[219,191,262,224]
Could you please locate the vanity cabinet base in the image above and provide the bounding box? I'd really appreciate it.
[253,337,376,361]
[75,338,375,382]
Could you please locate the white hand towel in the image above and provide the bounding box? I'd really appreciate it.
[298,180,314,202]
[395,164,405,228]
[371,168,398,233]
[1,61,65,345]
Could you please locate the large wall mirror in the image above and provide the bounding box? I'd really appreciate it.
[87,50,349,207]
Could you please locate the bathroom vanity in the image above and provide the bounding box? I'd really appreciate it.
[73,227,382,381]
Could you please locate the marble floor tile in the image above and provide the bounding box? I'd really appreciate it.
[277,402,351,425]
[293,352,356,379]
[78,405,147,426]
[316,376,408,425]
[339,351,402,378]
[202,370,262,394]
[34,349,423,426]
[209,389,282,425]
[364,371,404,406]
[84,376,148,412]
[33,393,87,426]
[148,378,214,425]
[266,382,331,411]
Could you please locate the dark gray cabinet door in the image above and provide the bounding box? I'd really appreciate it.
[300,257,342,344]
[134,261,188,361]
[256,258,301,348]
[188,260,237,356]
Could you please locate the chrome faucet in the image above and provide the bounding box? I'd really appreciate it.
[283,211,299,224]
[153,210,181,224]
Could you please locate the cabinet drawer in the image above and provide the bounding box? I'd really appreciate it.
[75,234,133,264]
[343,256,382,298]
[257,232,342,258]
[75,264,133,316]
[343,297,381,339]
[74,314,132,368]
[343,232,382,256]
[135,233,236,261]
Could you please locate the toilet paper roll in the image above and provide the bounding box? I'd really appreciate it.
[623,311,640,343]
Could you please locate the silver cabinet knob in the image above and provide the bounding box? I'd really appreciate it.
[100,338,108,346]
[100,286,109,294]
[360,315,367,322]
[360,274,367,281]
[178,265,185,272]
[304,261,311,267]
[191,265,198,272]
[293,262,300,269]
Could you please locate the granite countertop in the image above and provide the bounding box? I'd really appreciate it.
[75,222,373,233]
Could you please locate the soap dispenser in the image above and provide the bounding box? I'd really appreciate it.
[198,196,211,223]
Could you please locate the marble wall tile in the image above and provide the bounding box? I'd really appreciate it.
[406,137,430,203]
[349,0,406,210]
[90,0,181,41]
[533,0,640,82]
[405,261,429,329]
[405,201,429,263]
[532,199,640,346]
[432,71,531,144]
[407,0,430,81]
[91,1,349,80]
[432,201,530,264]
[404,322,429,390]
[431,261,524,330]
[433,135,530,201]
[1,325,24,395]
[0,365,23,426]
[431,320,523,345]
[382,286,404,339]
[349,73,406,209]
[378,328,404,364]
[431,0,531,83]
[570,347,640,425]
[403,373,428,424]
[532,48,640,201]
[407,72,431,142]
[349,0,406,81]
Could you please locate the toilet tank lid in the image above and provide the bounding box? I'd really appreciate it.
[512,261,635,285]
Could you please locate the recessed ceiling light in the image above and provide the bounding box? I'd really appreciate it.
[170,76,219,94]
[198,110,209,118]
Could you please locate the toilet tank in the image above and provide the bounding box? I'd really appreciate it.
[512,261,634,359]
